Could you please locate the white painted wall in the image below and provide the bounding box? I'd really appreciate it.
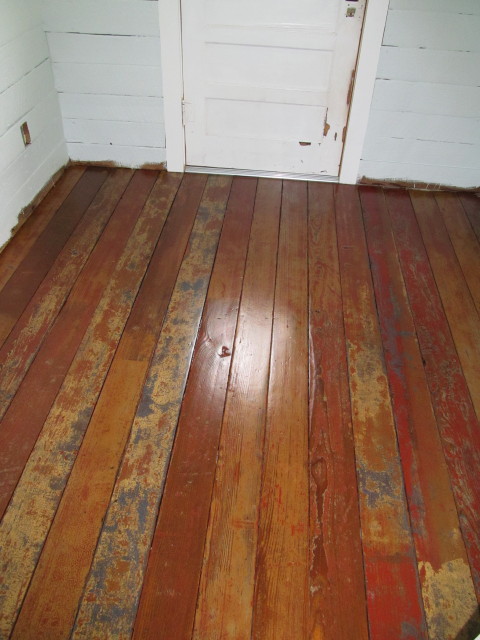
[359,0,480,188]
[42,0,166,168]
[0,0,68,246]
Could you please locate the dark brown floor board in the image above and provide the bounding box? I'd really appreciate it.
[0,166,86,291]
[459,193,480,243]
[0,167,108,347]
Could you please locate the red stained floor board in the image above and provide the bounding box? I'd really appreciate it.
[361,186,479,637]
[336,185,427,639]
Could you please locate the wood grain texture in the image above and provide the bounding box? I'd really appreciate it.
[435,192,480,315]
[0,168,132,423]
[0,166,85,290]
[252,180,309,640]
[459,193,480,243]
[70,175,227,639]
[385,189,480,601]
[132,176,260,640]
[10,172,183,639]
[335,185,427,639]
[0,171,478,640]
[308,182,369,640]
[0,171,161,639]
[410,191,480,420]
[191,178,280,640]
[0,171,157,519]
[361,186,479,639]
[0,167,107,346]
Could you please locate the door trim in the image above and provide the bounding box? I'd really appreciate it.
[159,0,389,184]
[158,0,185,171]
[339,0,390,183]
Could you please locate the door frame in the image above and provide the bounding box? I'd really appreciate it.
[158,0,389,184]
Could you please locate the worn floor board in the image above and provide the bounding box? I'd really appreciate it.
[361,186,479,639]
[0,167,108,347]
[0,166,86,292]
[0,171,157,519]
[192,178,278,640]
[385,189,480,604]
[411,191,480,420]
[0,169,132,420]
[308,182,369,640]
[10,171,183,639]
[0,169,478,640]
[133,175,258,640]
[459,193,480,244]
[336,185,427,638]
[71,174,226,639]
[252,180,310,640]
[435,192,480,316]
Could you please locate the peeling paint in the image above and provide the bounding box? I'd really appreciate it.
[71,176,230,639]
[420,559,480,640]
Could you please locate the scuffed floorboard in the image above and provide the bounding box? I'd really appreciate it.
[0,167,479,640]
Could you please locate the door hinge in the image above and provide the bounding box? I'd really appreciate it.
[181,100,194,125]
[346,69,355,106]
[181,99,187,126]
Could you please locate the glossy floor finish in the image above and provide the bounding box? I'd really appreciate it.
[0,166,479,640]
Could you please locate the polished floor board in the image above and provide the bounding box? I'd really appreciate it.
[0,167,479,640]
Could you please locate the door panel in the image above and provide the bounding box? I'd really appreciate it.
[182,0,366,176]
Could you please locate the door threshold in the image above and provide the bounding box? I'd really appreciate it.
[185,166,339,183]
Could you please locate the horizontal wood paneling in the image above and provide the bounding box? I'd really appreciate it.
[370,80,480,118]
[42,1,165,168]
[0,117,65,208]
[59,94,164,124]
[362,138,478,170]
[377,48,480,87]
[0,1,67,247]
[0,26,49,94]
[0,0,41,45]
[0,92,62,176]
[63,119,165,148]
[360,3,480,188]
[52,63,162,98]
[390,0,480,12]
[47,33,161,67]
[0,61,55,133]
[383,10,480,51]
[41,1,160,37]
[364,111,480,146]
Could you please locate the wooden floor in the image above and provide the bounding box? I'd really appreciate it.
[0,166,479,640]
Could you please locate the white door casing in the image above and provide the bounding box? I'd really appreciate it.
[158,0,390,183]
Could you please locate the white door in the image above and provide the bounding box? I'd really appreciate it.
[181,0,366,177]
